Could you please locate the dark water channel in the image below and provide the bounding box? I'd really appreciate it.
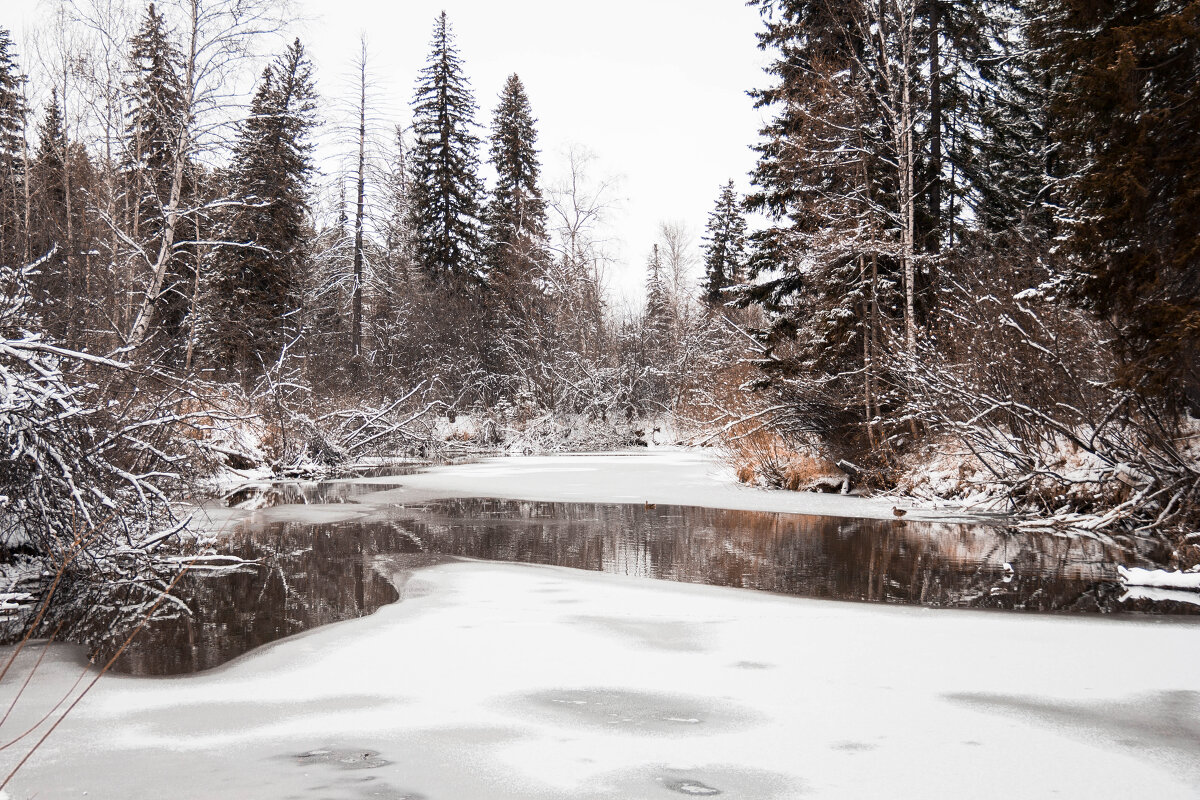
[105,486,1199,676]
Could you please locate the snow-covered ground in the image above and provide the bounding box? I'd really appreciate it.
[3,450,1197,798]
[340,448,985,523]
[1,560,1198,798]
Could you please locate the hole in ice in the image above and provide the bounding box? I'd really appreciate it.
[294,748,391,770]
[665,778,722,795]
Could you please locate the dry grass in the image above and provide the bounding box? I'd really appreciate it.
[724,428,846,492]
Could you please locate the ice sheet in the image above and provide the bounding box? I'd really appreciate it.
[1,559,1197,799]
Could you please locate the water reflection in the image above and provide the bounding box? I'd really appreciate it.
[105,497,1197,676]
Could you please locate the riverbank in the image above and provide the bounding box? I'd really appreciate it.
[216,448,994,526]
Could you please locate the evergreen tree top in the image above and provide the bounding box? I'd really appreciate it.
[702,180,748,304]
[490,74,541,189]
[413,12,478,139]
[229,38,317,207]
[128,3,181,93]
[36,88,66,164]
[487,72,547,251]
[410,11,485,286]
[0,26,28,163]
[124,2,185,171]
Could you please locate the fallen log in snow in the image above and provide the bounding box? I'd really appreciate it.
[1118,566,1200,591]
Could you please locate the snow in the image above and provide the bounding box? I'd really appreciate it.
[1119,566,1200,591]
[1121,586,1200,609]
[3,452,1195,797]
[1,559,1198,798]
[346,448,983,523]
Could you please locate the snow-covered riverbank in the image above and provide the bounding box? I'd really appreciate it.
[3,451,1196,798]
[252,448,993,524]
[1,558,1198,799]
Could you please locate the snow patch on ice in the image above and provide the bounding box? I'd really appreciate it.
[1,561,1198,798]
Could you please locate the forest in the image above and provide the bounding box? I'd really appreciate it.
[1,0,1198,642]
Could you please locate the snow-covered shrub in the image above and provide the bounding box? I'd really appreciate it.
[900,233,1200,538]
[0,258,195,637]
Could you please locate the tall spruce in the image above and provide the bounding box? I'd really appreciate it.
[206,39,317,377]
[700,181,747,305]
[410,12,485,288]
[123,2,191,350]
[743,0,895,409]
[373,125,417,368]
[485,74,548,287]
[645,244,670,336]
[30,90,71,339]
[0,27,27,268]
[1031,0,1200,406]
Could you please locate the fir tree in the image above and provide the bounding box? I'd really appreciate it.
[373,124,417,368]
[700,181,747,305]
[410,12,485,288]
[124,3,184,226]
[645,244,671,336]
[0,27,27,267]
[206,38,317,377]
[30,90,69,335]
[1031,0,1200,406]
[485,73,548,287]
[123,2,192,350]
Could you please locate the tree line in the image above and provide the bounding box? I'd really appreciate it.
[1,4,720,426]
[711,0,1199,540]
[1,0,1197,576]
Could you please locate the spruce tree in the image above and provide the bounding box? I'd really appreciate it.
[700,181,747,305]
[124,2,191,350]
[30,91,69,336]
[206,38,317,377]
[373,125,417,370]
[410,12,485,288]
[29,89,97,348]
[1031,0,1200,405]
[0,27,27,268]
[645,244,671,337]
[485,73,548,287]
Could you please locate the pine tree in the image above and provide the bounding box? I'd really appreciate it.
[645,244,671,337]
[372,125,417,370]
[700,181,747,305]
[1030,0,1200,406]
[410,12,485,288]
[0,27,27,268]
[485,73,548,287]
[30,90,69,336]
[123,2,191,351]
[206,38,317,377]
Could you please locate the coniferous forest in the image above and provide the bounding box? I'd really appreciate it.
[1,0,1199,653]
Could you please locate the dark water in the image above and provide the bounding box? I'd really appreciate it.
[103,492,1199,676]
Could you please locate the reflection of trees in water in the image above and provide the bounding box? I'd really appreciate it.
[93,498,1195,677]
[102,521,399,676]
[402,500,1190,615]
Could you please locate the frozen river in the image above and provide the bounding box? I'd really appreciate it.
[1,450,1198,798]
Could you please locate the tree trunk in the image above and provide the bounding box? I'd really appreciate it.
[351,57,367,363]
[927,0,942,251]
[901,27,916,356]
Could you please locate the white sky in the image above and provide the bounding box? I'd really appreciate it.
[8,0,771,307]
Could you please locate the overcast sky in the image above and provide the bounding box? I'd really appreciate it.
[8,0,771,306]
